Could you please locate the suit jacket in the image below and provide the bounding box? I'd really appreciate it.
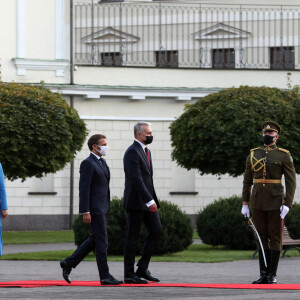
[0,163,7,256]
[123,141,159,211]
[79,154,110,215]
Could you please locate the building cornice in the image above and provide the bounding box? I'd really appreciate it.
[80,116,177,121]
[47,84,220,101]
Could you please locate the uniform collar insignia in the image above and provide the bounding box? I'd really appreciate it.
[264,145,277,151]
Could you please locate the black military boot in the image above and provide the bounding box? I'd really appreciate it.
[267,250,280,284]
[265,249,271,271]
[252,250,268,284]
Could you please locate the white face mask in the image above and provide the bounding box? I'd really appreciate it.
[96,145,109,156]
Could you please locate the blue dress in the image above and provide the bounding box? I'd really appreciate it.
[0,163,8,256]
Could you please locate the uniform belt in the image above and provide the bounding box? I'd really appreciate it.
[253,179,282,184]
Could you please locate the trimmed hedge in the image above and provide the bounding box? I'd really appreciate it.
[73,213,90,247]
[0,82,87,181]
[170,86,300,177]
[73,198,193,255]
[285,203,300,239]
[196,196,300,250]
[196,196,256,250]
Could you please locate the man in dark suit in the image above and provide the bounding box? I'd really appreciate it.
[60,134,122,285]
[123,121,162,284]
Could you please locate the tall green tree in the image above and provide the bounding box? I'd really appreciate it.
[0,82,87,181]
[170,86,300,177]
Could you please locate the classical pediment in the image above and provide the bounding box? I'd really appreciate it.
[192,23,251,40]
[82,27,140,44]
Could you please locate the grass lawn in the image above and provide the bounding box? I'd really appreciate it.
[3,230,74,244]
[192,230,199,239]
[3,230,199,244]
[1,244,300,263]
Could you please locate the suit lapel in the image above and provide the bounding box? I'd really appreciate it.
[101,158,110,179]
[90,154,110,179]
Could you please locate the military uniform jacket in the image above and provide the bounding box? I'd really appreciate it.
[242,145,296,211]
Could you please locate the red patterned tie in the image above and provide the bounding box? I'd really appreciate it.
[145,147,150,166]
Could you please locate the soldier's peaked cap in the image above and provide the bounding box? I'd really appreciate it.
[261,121,281,134]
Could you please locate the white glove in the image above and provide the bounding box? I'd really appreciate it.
[280,205,289,219]
[241,204,250,217]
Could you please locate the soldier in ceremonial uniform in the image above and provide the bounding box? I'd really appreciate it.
[241,121,296,284]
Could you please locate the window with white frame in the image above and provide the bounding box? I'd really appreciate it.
[28,174,57,195]
[169,162,198,196]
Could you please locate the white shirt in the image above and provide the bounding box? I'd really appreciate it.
[134,139,155,208]
[91,151,101,160]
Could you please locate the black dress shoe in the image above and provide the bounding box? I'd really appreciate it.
[252,273,268,284]
[124,274,148,284]
[60,260,72,284]
[136,269,160,282]
[101,275,123,285]
[267,274,277,284]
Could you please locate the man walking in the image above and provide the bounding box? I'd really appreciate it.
[123,122,162,284]
[241,121,296,284]
[60,134,122,285]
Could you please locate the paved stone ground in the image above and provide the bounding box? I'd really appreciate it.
[0,249,300,300]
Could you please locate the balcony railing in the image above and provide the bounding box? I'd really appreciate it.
[74,1,300,69]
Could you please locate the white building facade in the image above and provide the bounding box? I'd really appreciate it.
[1,0,299,230]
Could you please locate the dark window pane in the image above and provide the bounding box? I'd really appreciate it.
[155,51,178,68]
[212,49,235,69]
[270,47,295,70]
[100,52,122,66]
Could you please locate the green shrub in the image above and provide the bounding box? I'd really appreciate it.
[0,82,87,181]
[170,86,300,177]
[154,200,193,254]
[285,203,300,239]
[73,198,193,255]
[73,214,90,247]
[106,198,130,255]
[196,196,256,250]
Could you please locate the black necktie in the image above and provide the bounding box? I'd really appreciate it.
[99,158,109,176]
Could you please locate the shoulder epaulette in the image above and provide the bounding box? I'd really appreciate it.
[250,147,261,152]
[278,148,290,154]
